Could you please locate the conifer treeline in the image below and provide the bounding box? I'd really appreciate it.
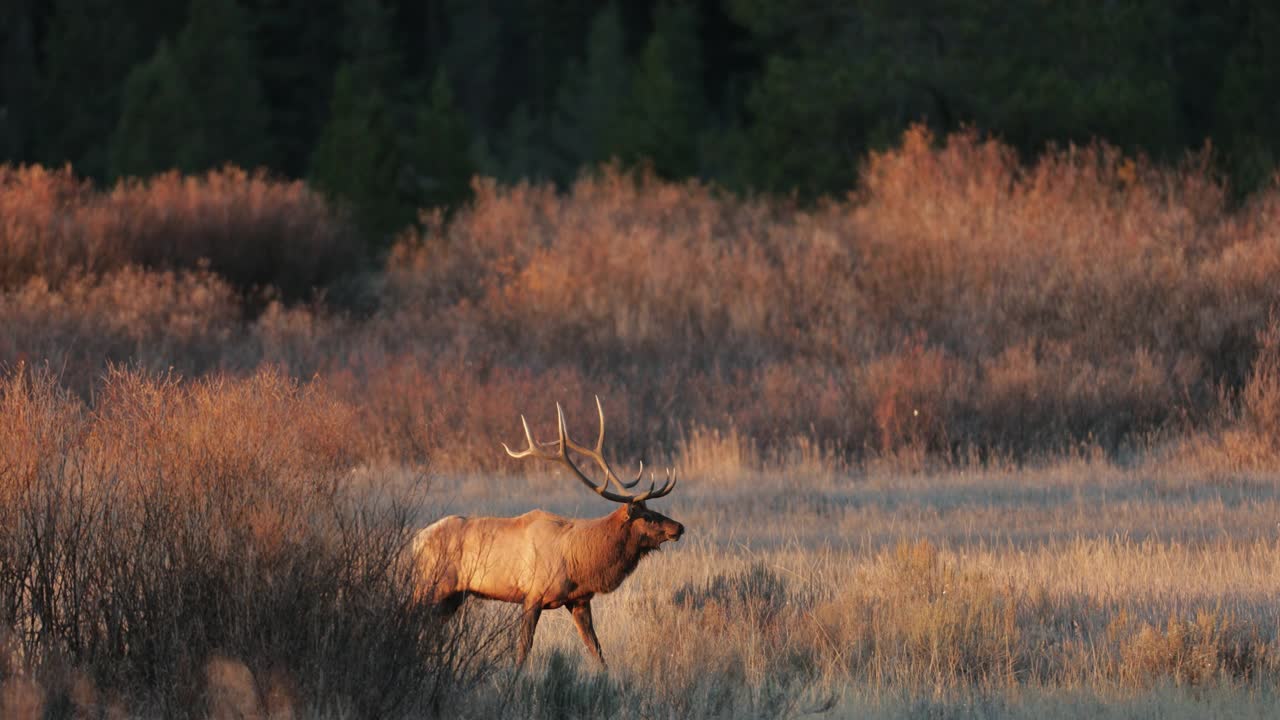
[2,0,1278,237]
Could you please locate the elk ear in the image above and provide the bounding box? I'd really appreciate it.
[625,502,643,519]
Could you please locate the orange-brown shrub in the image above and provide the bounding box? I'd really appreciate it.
[0,165,94,286]
[12,127,1280,463]
[374,129,1280,459]
[850,129,1228,363]
[384,169,851,367]
[860,338,965,455]
[1241,317,1280,441]
[0,165,360,298]
[1162,316,1280,473]
[0,266,241,392]
[0,367,502,714]
[329,356,636,472]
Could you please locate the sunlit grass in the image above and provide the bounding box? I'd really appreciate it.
[410,453,1280,718]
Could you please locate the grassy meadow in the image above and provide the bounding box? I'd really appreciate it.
[444,458,1280,719]
[4,128,1280,716]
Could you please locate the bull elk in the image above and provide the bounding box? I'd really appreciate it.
[411,398,683,668]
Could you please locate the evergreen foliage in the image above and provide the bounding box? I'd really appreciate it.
[550,3,631,179]
[1215,4,1280,189]
[310,63,403,236]
[619,3,705,179]
[406,69,475,211]
[111,0,272,177]
[0,1,39,161]
[311,1,473,238]
[173,0,274,169]
[38,0,150,177]
[111,42,206,176]
[4,0,1280,223]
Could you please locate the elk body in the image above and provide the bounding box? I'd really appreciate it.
[411,399,683,668]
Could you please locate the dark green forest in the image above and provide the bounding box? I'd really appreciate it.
[2,0,1278,237]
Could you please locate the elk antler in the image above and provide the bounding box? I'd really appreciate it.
[503,396,677,503]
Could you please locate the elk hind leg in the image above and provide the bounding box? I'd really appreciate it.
[568,601,606,669]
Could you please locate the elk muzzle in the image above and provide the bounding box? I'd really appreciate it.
[665,520,685,542]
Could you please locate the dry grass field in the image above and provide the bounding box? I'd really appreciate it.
[4,128,1280,716]
[3,368,1278,717]
[420,453,1280,719]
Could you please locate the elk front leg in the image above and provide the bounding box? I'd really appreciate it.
[517,602,543,667]
[568,601,606,669]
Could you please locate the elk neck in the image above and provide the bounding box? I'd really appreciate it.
[563,506,650,595]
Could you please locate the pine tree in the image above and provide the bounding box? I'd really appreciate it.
[619,3,706,179]
[1215,4,1280,190]
[0,0,39,162]
[310,63,402,234]
[173,0,273,169]
[441,0,502,133]
[480,0,605,182]
[495,104,558,183]
[109,0,271,177]
[251,0,346,177]
[40,0,147,177]
[313,0,481,236]
[310,0,412,236]
[550,2,631,175]
[513,0,597,120]
[110,41,207,176]
[341,0,401,91]
[404,69,474,211]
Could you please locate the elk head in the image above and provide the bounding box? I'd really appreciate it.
[503,396,683,548]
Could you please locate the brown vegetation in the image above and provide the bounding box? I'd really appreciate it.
[0,367,503,717]
[3,127,1280,715]
[0,165,359,299]
[7,127,1280,466]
